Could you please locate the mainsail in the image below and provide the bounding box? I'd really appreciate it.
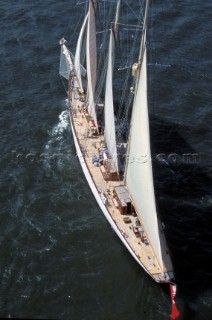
[86,0,98,128]
[75,13,88,89]
[125,1,164,268]
[104,0,121,171]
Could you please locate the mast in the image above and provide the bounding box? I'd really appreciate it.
[86,0,98,129]
[104,0,121,171]
[75,13,88,90]
[124,0,166,269]
[114,0,121,30]
[138,0,150,67]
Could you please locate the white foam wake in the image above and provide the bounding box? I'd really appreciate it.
[45,109,69,150]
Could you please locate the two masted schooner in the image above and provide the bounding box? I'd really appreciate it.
[59,0,175,284]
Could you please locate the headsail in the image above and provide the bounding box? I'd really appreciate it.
[125,0,165,269]
[104,0,121,171]
[86,0,98,128]
[59,38,74,80]
[75,13,88,89]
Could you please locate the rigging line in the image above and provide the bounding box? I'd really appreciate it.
[127,9,143,69]
[96,2,114,98]
[116,88,133,143]
[97,2,114,57]
[121,3,144,69]
[117,7,143,118]
[138,0,143,7]
[96,62,107,99]
[118,23,143,29]
[96,29,111,34]
[68,9,85,45]
[121,82,136,116]
[123,0,143,21]
[97,1,121,165]
[96,51,107,98]
[115,43,142,148]
[96,0,115,39]
[120,27,143,32]
[96,28,109,73]
[60,75,68,95]
[97,29,110,74]
[100,0,120,3]
[97,4,139,170]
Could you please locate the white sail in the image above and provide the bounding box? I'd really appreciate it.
[86,0,98,127]
[59,39,74,80]
[125,46,164,269]
[104,31,118,169]
[75,13,88,88]
[104,0,121,171]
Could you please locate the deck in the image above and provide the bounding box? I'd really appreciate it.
[68,79,174,283]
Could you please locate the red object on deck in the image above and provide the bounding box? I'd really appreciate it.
[169,284,180,319]
[91,120,96,127]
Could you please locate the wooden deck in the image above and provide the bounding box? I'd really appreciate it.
[68,79,174,283]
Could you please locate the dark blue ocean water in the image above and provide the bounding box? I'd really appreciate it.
[0,0,211,319]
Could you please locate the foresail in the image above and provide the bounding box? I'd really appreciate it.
[75,13,88,89]
[125,47,164,269]
[59,39,74,80]
[86,0,98,127]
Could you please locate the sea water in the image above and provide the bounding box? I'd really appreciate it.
[0,1,211,319]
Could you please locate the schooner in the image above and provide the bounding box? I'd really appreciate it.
[59,0,175,284]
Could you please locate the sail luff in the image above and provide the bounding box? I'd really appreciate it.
[125,0,165,269]
[86,0,98,127]
[104,0,121,171]
[75,13,88,89]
